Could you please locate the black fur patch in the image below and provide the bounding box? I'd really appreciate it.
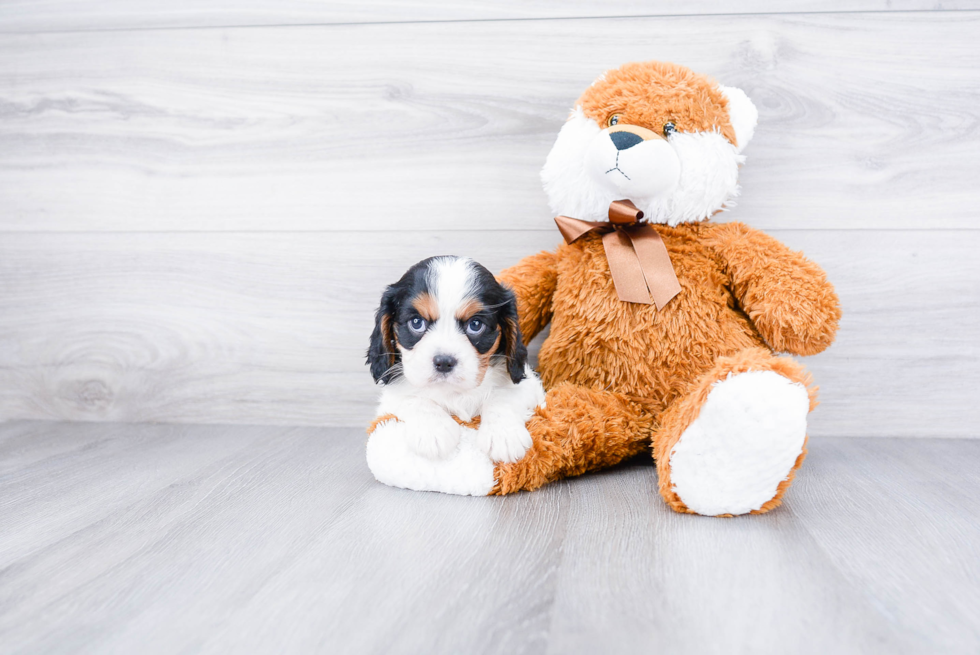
[464,262,528,383]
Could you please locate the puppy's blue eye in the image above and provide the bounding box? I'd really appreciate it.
[465,318,485,336]
[408,317,427,334]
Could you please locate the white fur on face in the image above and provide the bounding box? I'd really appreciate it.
[399,257,483,391]
[584,130,680,199]
[541,107,745,226]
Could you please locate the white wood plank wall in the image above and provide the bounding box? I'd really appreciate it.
[1,4,978,436]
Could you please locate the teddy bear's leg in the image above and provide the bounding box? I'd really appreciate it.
[490,382,655,495]
[653,347,817,516]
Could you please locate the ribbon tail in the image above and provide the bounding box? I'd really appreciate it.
[626,226,682,310]
[555,215,609,244]
[601,230,654,304]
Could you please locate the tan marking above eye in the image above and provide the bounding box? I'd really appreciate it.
[455,297,486,321]
[411,293,439,322]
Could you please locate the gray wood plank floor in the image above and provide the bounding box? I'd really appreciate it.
[1,421,977,654]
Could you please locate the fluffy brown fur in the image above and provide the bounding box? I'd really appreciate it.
[577,61,738,147]
[495,221,840,512]
[491,383,655,495]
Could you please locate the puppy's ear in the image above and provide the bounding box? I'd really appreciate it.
[497,287,528,384]
[367,285,401,384]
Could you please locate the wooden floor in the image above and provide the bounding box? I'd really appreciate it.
[0,422,977,654]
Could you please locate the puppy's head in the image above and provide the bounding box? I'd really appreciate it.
[541,60,758,226]
[367,256,527,389]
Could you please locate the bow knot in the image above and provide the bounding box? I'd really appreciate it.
[554,200,681,308]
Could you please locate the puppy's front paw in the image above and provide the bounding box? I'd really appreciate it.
[482,419,533,464]
[405,415,461,460]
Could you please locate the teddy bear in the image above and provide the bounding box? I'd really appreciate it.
[488,60,841,516]
[367,60,840,517]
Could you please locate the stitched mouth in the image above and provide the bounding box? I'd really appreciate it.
[604,151,631,180]
[605,167,630,180]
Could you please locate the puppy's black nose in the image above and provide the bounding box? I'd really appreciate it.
[610,130,644,151]
[433,354,457,374]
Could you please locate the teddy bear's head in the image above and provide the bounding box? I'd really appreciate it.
[541,61,758,226]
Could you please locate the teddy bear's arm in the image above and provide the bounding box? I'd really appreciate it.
[498,250,560,345]
[708,222,841,356]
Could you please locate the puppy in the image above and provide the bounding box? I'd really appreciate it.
[367,256,544,463]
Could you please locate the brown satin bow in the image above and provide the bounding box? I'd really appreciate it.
[555,200,681,308]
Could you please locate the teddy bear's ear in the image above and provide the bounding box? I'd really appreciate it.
[718,85,758,153]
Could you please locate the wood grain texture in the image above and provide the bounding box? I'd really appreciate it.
[1,9,976,434]
[1,229,977,436]
[1,13,979,232]
[790,438,980,653]
[544,463,913,654]
[1,422,978,654]
[1,1,976,33]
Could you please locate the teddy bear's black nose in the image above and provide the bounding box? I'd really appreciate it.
[609,131,644,151]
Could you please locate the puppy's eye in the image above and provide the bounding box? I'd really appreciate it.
[663,121,677,137]
[607,114,621,127]
[408,317,427,334]
[465,318,486,336]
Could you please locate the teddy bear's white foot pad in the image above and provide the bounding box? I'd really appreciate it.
[669,370,809,516]
[366,419,496,496]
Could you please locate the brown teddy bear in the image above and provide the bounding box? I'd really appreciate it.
[365,60,840,516]
[490,60,841,516]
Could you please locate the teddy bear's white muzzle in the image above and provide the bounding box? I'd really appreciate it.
[585,129,681,200]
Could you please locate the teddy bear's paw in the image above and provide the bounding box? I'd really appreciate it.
[405,414,462,460]
[668,370,809,516]
[481,418,533,464]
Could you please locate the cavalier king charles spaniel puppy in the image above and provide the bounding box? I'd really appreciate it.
[367,256,544,465]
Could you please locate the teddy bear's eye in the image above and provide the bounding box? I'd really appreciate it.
[663,122,677,137]
[607,114,621,127]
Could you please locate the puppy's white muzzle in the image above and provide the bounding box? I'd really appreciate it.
[585,127,681,199]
